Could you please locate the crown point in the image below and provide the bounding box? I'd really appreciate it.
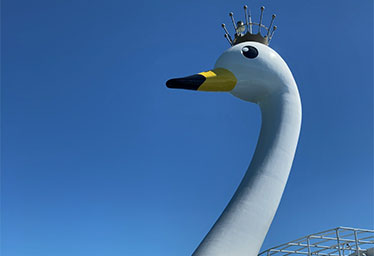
[224,33,233,46]
[261,6,265,10]
[229,12,234,16]
[272,14,276,18]
[221,23,226,28]
[244,5,248,9]
[273,26,277,30]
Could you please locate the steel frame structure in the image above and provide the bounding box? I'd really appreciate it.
[259,227,374,256]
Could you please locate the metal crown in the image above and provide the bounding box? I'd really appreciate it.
[222,5,277,46]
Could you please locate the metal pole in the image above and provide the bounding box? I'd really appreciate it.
[307,236,312,256]
[336,228,342,256]
[353,230,360,256]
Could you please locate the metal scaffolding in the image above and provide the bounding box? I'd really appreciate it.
[259,227,374,256]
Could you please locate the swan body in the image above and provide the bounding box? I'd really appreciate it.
[167,41,302,256]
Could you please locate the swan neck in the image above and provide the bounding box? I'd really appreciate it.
[192,88,302,256]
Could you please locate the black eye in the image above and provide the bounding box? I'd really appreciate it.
[242,46,258,59]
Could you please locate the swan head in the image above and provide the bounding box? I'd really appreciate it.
[166,41,296,103]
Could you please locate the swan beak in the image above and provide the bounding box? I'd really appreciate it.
[166,68,237,92]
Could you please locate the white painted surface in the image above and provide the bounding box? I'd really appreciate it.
[366,248,374,256]
[192,42,302,256]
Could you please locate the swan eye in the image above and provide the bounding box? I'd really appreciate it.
[242,46,258,59]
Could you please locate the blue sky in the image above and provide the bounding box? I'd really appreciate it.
[1,0,373,255]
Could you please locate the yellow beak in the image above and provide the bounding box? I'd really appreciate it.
[166,68,237,92]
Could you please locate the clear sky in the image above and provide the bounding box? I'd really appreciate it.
[1,0,373,255]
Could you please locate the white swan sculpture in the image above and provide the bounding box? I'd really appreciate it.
[166,6,302,256]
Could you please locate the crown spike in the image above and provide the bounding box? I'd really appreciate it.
[244,5,249,32]
[224,34,233,46]
[221,23,233,44]
[259,6,265,34]
[229,12,237,32]
[248,7,252,33]
[266,14,276,38]
[221,23,230,35]
[269,25,277,42]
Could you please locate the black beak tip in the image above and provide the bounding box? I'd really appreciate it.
[166,79,178,88]
[165,74,206,90]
